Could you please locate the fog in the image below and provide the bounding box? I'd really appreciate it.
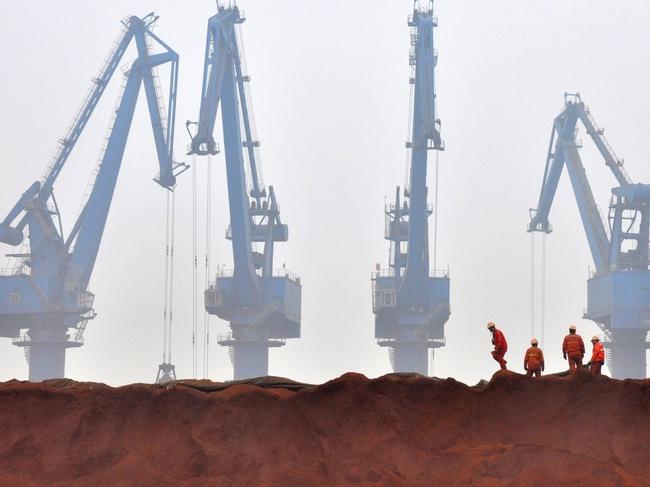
[1,0,649,385]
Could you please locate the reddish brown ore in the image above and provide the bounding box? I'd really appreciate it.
[0,371,649,486]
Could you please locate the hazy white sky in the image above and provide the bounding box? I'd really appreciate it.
[1,1,650,385]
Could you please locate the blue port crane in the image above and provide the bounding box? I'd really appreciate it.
[372,1,450,375]
[529,93,650,378]
[0,14,187,381]
[187,5,301,380]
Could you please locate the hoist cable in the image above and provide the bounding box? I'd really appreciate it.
[430,149,441,377]
[167,190,176,363]
[192,155,198,379]
[203,156,213,378]
[432,150,440,274]
[162,190,171,362]
[541,233,547,349]
[531,232,536,339]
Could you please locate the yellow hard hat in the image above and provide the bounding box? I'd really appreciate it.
[591,336,600,342]
[531,338,538,345]
[487,321,496,329]
[569,324,577,331]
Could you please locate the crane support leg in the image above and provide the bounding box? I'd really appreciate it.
[391,342,428,375]
[218,327,285,380]
[607,329,649,379]
[230,342,270,380]
[27,343,66,382]
[14,327,75,382]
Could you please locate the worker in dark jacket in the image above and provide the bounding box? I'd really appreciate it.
[587,336,605,375]
[487,321,508,370]
[562,324,585,371]
[524,338,544,377]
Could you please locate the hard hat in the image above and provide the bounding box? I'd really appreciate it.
[487,321,496,329]
[591,336,600,342]
[531,338,538,345]
[569,324,577,331]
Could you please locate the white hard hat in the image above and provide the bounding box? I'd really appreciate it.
[531,338,538,345]
[591,336,600,342]
[487,321,496,329]
[569,324,577,331]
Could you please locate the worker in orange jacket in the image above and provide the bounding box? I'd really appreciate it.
[562,324,585,371]
[587,336,605,375]
[487,322,507,370]
[524,338,544,377]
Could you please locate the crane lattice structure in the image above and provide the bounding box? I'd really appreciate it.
[0,14,187,381]
[529,93,650,379]
[187,5,301,380]
[372,1,451,375]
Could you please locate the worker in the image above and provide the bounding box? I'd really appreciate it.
[587,336,605,375]
[562,324,585,371]
[487,321,508,370]
[524,338,545,377]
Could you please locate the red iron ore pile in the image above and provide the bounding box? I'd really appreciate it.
[1,371,649,486]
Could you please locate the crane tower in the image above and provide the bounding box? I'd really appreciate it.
[372,1,450,375]
[188,5,301,380]
[0,14,186,381]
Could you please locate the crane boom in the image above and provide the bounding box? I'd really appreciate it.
[40,20,136,197]
[529,95,612,273]
[577,106,631,187]
[399,6,442,309]
[220,58,261,303]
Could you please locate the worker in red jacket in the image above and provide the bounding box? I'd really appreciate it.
[487,321,507,370]
[587,336,605,375]
[562,324,585,371]
[524,338,544,377]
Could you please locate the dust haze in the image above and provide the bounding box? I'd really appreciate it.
[1,0,649,384]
